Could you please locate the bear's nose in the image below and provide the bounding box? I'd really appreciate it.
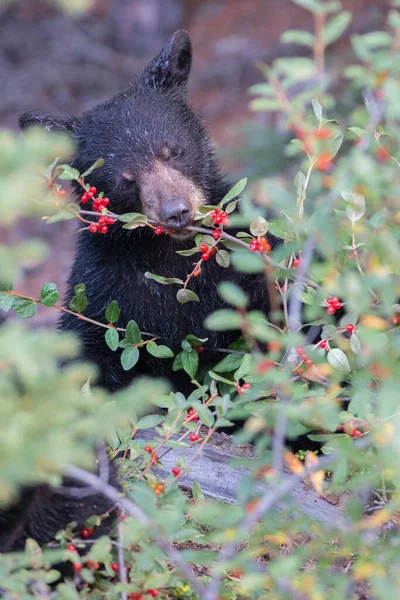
[160,200,192,230]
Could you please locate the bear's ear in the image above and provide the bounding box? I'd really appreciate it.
[143,30,192,95]
[19,112,77,133]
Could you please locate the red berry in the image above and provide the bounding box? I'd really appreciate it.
[208,247,216,256]
[301,353,308,361]
[58,189,67,197]
[376,146,390,162]
[199,243,208,253]
[144,446,152,453]
[86,191,94,199]
[189,434,200,442]
[67,543,77,552]
[305,359,313,368]
[102,198,110,206]
[150,453,159,465]
[188,408,195,415]
[195,345,204,353]
[73,562,82,572]
[147,591,159,598]
[111,563,119,573]
[81,193,89,203]
[352,429,362,438]
[250,240,259,252]
[346,324,355,333]
[296,368,304,375]
[319,340,327,349]
[81,527,93,538]
[155,226,163,235]
[327,306,336,315]
[106,217,116,225]
[172,467,181,477]
[202,252,210,261]
[98,216,107,225]
[99,225,109,234]
[296,346,305,355]
[212,230,221,239]
[293,258,301,268]
[89,186,97,194]
[242,382,251,390]
[89,223,98,233]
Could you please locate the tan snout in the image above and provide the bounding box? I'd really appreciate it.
[139,161,205,231]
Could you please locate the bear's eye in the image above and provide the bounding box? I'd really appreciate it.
[170,147,182,160]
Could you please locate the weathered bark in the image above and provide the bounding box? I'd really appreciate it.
[137,429,350,531]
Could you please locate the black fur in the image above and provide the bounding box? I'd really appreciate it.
[5,30,277,553]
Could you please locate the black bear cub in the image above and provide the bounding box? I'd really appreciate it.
[1,31,274,552]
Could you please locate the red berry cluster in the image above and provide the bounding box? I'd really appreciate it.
[293,257,301,268]
[325,296,342,315]
[81,186,115,234]
[237,382,251,395]
[210,209,228,225]
[194,344,204,354]
[295,346,313,374]
[189,433,200,442]
[81,527,93,538]
[250,237,271,253]
[184,408,199,423]
[199,243,216,261]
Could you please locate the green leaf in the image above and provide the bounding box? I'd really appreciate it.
[209,371,234,385]
[57,164,80,180]
[40,283,59,307]
[218,282,248,308]
[311,98,323,121]
[347,126,365,138]
[231,252,264,273]
[341,190,365,223]
[105,328,119,351]
[204,309,242,331]
[220,178,247,206]
[280,29,314,46]
[13,297,37,318]
[234,354,252,381]
[324,11,351,46]
[121,346,140,371]
[137,414,165,429]
[172,351,183,371]
[350,333,361,355]
[181,349,199,379]
[144,272,184,285]
[327,348,351,372]
[195,404,214,428]
[250,98,281,111]
[186,334,208,346]
[216,249,230,268]
[250,216,268,237]
[0,293,15,312]
[122,214,149,229]
[181,339,193,353]
[291,0,322,12]
[125,320,141,345]
[81,158,105,178]
[69,283,88,313]
[146,341,174,358]
[213,352,244,373]
[330,130,344,158]
[192,481,204,503]
[118,212,148,223]
[105,300,120,324]
[175,247,199,256]
[177,289,200,304]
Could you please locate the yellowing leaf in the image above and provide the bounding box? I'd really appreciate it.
[360,315,388,330]
[284,450,304,474]
[306,451,324,495]
[374,422,395,445]
[357,508,390,530]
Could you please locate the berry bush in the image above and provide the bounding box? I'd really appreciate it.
[1,1,400,598]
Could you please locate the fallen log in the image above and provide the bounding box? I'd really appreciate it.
[136,429,350,531]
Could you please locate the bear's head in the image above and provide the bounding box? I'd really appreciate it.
[19,31,226,238]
